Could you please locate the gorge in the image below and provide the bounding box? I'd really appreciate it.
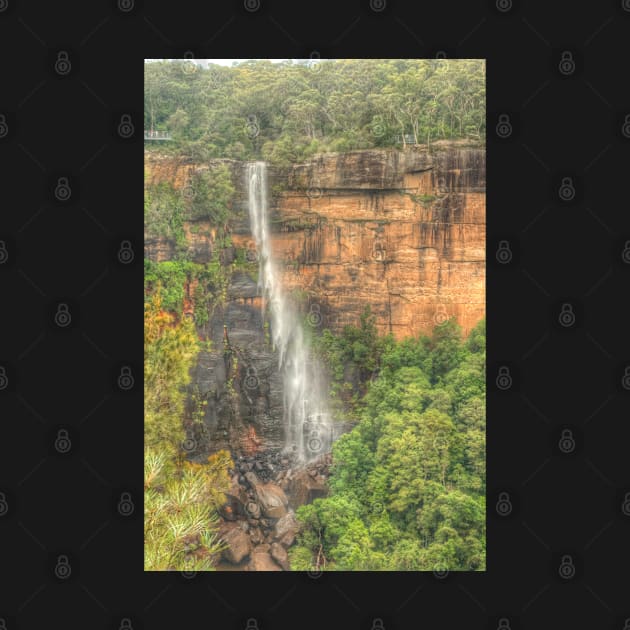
[144,141,486,570]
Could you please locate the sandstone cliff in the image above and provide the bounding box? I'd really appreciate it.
[145,140,485,338]
[145,142,485,455]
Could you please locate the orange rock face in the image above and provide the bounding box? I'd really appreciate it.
[145,142,485,338]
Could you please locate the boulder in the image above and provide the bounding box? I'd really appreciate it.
[274,511,300,542]
[223,475,249,518]
[245,471,260,487]
[270,542,290,570]
[245,501,261,519]
[286,469,328,509]
[279,531,297,548]
[221,527,251,564]
[249,526,264,545]
[249,551,281,571]
[252,482,289,519]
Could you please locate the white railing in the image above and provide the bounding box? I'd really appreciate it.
[144,130,172,140]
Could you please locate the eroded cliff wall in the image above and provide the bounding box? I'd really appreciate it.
[145,143,485,455]
[145,141,485,338]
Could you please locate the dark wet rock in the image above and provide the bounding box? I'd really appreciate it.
[244,471,260,487]
[228,271,259,300]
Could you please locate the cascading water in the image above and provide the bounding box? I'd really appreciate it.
[247,161,332,462]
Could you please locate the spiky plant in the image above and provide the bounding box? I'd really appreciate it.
[144,448,232,571]
[144,287,233,571]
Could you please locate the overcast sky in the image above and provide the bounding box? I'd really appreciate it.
[145,59,300,67]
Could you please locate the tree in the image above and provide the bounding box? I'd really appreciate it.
[144,59,485,162]
[144,289,233,570]
[293,318,485,571]
[167,107,190,140]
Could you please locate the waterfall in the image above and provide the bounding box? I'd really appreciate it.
[246,162,332,461]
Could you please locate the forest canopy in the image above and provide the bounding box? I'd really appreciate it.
[292,316,486,571]
[145,58,485,164]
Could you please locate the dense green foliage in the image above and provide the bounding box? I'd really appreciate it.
[144,258,229,324]
[291,318,486,571]
[144,251,258,326]
[144,164,234,245]
[145,59,485,164]
[313,306,389,405]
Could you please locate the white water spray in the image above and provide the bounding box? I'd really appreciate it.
[247,162,332,461]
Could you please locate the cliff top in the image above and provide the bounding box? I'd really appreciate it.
[144,139,485,167]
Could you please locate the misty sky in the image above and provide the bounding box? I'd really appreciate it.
[145,59,302,67]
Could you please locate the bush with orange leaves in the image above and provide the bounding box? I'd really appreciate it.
[144,288,233,570]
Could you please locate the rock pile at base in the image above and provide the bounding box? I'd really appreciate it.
[218,450,332,570]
